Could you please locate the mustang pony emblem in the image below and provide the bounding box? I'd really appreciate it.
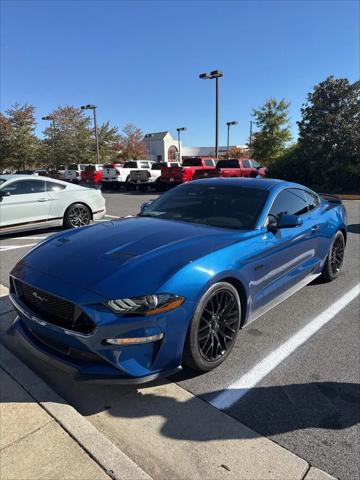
[32,291,47,303]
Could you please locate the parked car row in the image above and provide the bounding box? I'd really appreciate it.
[2,157,266,193]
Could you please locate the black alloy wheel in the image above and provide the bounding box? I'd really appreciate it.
[321,230,345,282]
[330,234,345,275]
[64,203,91,228]
[183,282,241,372]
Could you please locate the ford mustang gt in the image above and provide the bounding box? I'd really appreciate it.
[8,178,347,383]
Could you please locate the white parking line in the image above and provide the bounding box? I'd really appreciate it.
[210,283,360,410]
[0,244,37,252]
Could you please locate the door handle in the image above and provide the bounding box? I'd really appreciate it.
[38,198,48,202]
[311,225,319,232]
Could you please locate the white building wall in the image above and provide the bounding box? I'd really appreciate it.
[145,131,247,162]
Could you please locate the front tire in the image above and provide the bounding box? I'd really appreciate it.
[183,282,241,372]
[63,203,91,228]
[320,231,345,282]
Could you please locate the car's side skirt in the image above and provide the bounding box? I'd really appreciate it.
[245,272,321,327]
[0,218,63,235]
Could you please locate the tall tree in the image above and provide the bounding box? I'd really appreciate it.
[42,106,94,167]
[97,121,121,163]
[0,114,14,170]
[115,124,147,161]
[298,76,360,191]
[2,103,38,170]
[227,146,250,159]
[251,98,292,165]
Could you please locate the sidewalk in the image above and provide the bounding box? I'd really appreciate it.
[0,366,111,480]
[0,286,337,480]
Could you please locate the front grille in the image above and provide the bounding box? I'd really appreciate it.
[12,278,95,335]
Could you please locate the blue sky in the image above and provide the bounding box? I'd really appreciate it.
[1,0,359,147]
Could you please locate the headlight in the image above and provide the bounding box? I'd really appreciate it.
[105,294,184,315]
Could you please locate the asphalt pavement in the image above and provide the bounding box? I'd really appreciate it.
[0,192,358,480]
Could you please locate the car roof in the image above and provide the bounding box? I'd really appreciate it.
[0,174,67,186]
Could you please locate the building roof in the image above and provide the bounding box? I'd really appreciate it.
[145,131,171,141]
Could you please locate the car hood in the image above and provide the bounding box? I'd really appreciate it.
[16,217,252,299]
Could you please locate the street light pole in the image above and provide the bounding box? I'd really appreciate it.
[249,120,254,148]
[42,115,56,166]
[176,127,186,163]
[144,134,154,161]
[226,121,238,158]
[80,104,100,164]
[199,70,223,159]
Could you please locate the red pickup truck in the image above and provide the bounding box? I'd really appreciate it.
[193,158,266,180]
[157,157,216,190]
[81,164,103,185]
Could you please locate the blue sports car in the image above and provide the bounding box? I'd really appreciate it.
[9,178,347,383]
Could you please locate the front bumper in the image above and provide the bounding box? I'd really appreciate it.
[8,279,192,383]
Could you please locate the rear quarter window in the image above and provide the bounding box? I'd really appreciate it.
[46,181,66,192]
[305,191,320,211]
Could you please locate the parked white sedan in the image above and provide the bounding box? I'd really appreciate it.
[0,175,106,234]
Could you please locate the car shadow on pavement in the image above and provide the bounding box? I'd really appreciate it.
[347,223,360,234]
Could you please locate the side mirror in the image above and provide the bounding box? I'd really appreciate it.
[268,213,303,230]
[0,190,10,197]
[140,201,153,212]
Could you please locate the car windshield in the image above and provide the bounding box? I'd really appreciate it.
[139,183,269,230]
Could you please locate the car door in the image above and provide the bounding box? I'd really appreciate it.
[0,179,51,227]
[256,188,320,311]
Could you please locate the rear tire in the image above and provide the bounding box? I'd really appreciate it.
[320,231,345,282]
[183,282,241,372]
[63,203,91,228]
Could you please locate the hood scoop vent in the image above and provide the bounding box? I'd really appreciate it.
[110,251,137,258]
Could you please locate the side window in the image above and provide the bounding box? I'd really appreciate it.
[205,159,215,167]
[251,160,260,168]
[242,160,251,168]
[3,180,46,195]
[305,191,320,211]
[269,189,308,218]
[140,162,150,168]
[46,181,66,192]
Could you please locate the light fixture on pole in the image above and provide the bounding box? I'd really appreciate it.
[42,115,55,130]
[226,121,238,158]
[176,127,186,163]
[144,134,154,161]
[80,104,100,164]
[199,70,223,159]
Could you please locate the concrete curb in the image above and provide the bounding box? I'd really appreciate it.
[0,343,152,480]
